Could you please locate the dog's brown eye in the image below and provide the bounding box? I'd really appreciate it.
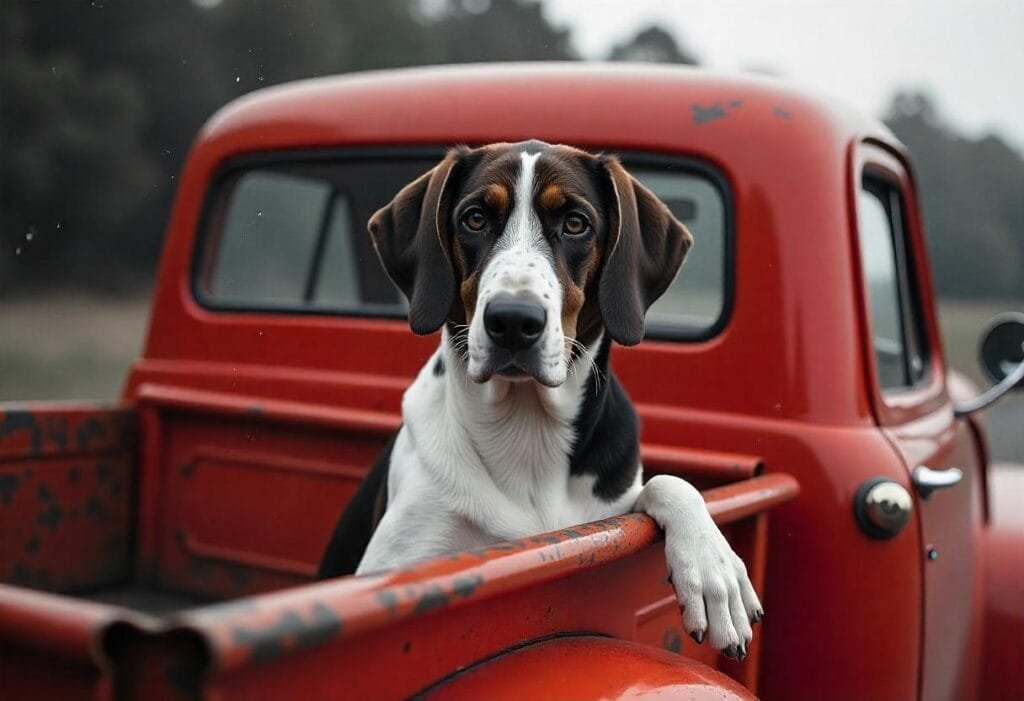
[563,213,590,236]
[461,207,487,232]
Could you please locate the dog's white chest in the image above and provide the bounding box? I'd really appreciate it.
[390,347,629,540]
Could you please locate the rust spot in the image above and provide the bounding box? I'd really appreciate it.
[76,416,105,448]
[452,574,484,598]
[37,502,63,530]
[45,417,69,451]
[662,626,683,653]
[376,590,399,613]
[0,474,20,504]
[232,603,342,664]
[0,411,42,454]
[412,585,449,614]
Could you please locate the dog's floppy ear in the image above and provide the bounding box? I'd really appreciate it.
[368,149,467,335]
[597,156,694,346]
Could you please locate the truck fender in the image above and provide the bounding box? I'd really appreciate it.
[420,634,757,700]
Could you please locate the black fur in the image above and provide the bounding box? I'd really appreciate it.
[568,335,642,501]
[316,434,394,578]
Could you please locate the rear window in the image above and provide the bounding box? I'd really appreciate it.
[194,152,730,338]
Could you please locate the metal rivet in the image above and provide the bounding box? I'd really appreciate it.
[926,546,939,561]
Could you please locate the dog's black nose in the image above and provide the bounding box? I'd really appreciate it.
[484,295,547,352]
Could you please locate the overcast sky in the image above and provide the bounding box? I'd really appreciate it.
[545,0,1024,153]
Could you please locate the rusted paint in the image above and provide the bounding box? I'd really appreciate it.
[231,602,342,664]
[1,405,136,593]
[0,411,43,455]
[662,626,683,653]
[0,473,20,503]
[0,405,135,461]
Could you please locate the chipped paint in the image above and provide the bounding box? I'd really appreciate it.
[1,406,135,592]
[231,602,342,664]
[663,626,683,654]
[0,474,20,504]
[0,411,43,454]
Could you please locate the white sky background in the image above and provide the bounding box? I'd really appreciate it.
[544,0,1024,153]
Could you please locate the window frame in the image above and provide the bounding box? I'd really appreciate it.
[859,172,930,392]
[190,146,735,342]
[853,142,946,426]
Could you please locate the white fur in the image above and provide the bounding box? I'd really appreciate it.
[467,152,567,387]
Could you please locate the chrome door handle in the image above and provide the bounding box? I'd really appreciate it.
[912,465,963,499]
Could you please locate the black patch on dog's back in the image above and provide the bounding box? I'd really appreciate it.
[316,434,394,578]
[568,336,641,501]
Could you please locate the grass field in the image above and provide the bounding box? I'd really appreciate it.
[1,293,1021,461]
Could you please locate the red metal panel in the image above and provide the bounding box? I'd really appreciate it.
[0,404,136,592]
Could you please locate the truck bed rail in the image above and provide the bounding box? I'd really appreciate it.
[0,473,798,700]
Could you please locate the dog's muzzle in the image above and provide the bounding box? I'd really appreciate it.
[481,292,548,379]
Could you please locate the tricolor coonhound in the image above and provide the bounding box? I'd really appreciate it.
[318,141,760,658]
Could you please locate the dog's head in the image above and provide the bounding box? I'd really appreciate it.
[369,141,693,387]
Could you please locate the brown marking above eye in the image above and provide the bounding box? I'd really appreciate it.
[540,184,566,211]
[483,183,510,213]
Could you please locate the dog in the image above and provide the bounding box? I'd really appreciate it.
[317,141,760,659]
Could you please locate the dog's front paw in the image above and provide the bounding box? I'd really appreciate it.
[664,523,762,660]
[637,475,763,660]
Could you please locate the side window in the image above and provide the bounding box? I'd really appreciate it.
[195,154,731,339]
[858,175,928,390]
[207,171,333,305]
[630,168,727,336]
[196,158,437,313]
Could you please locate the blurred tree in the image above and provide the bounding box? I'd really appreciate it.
[0,0,573,295]
[884,91,1024,302]
[0,6,161,292]
[420,0,574,63]
[608,24,698,65]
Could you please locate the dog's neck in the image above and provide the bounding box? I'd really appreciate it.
[443,327,604,489]
[399,328,612,533]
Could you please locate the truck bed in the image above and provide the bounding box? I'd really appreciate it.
[1,401,798,699]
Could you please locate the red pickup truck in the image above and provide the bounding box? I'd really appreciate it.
[1,64,1022,701]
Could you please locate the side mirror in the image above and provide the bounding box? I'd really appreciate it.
[954,311,1024,417]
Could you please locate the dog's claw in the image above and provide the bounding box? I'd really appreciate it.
[689,630,705,645]
[751,608,764,624]
[723,644,740,660]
